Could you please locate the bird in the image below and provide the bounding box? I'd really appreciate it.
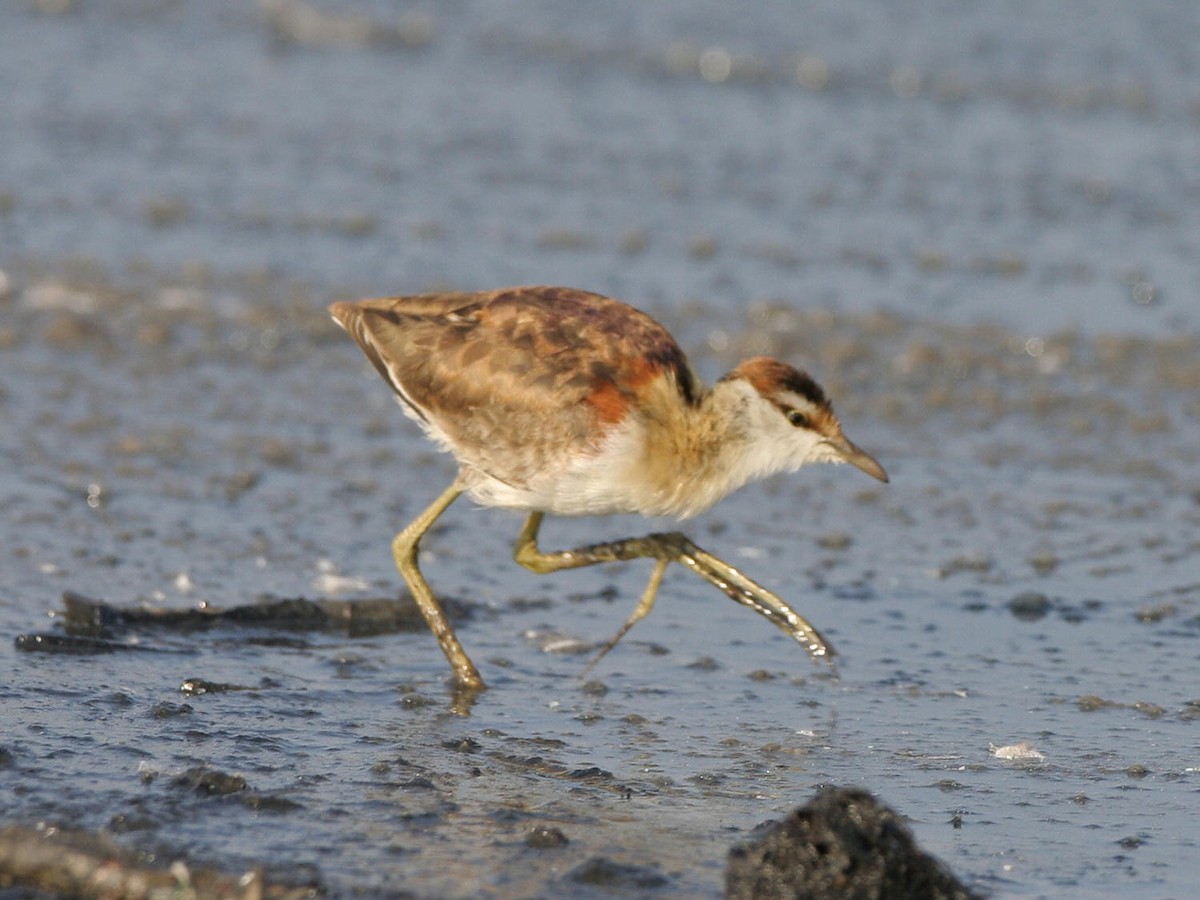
[329,285,887,691]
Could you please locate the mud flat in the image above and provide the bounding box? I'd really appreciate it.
[1,259,1196,896]
[2,2,1198,896]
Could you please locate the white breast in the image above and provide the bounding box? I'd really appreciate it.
[462,416,659,517]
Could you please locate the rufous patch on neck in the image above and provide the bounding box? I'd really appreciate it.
[586,379,631,425]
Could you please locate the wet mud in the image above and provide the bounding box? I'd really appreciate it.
[2,2,1199,898]
[3,252,1196,898]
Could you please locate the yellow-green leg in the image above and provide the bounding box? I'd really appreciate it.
[513,512,834,673]
[579,557,669,678]
[392,479,484,690]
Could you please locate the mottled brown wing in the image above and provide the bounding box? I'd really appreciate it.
[329,286,698,486]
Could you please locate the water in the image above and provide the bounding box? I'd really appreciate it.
[1,2,1198,897]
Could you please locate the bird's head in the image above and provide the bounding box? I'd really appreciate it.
[720,357,889,483]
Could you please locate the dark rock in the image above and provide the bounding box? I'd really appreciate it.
[171,766,248,796]
[726,786,979,900]
[1008,592,1051,621]
[566,766,612,781]
[525,825,569,849]
[567,856,667,889]
[179,678,253,695]
[236,793,304,813]
[148,701,194,719]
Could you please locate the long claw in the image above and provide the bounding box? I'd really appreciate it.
[515,522,835,674]
[682,545,835,664]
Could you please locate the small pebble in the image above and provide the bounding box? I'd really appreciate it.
[1009,592,1051,621]
[526,825,569,849]
[989,740,1045,761]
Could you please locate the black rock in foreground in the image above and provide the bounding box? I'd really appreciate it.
[726,786,980,900]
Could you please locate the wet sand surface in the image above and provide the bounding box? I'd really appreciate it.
[2,2,1198,897]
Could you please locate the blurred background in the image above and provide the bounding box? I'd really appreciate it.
[1,2,1197,898]
[3,0,1196,334]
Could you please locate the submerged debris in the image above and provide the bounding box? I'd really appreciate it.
[13,633,155,655]
[0,824,320,899]
[13,591,476,658]
[66,590,469,635]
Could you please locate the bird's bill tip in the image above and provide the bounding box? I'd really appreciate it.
[834,439,889,483]
[328,300,355,326]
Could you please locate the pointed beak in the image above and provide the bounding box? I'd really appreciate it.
[830,437,889,483]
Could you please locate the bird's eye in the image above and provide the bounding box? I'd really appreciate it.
[787,410,809,428]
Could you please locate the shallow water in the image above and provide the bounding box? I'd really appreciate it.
[2,2,1199,898]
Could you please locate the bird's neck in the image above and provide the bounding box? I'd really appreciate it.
[627,376,772,519]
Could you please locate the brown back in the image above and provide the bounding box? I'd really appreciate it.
[330,286,698,486]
